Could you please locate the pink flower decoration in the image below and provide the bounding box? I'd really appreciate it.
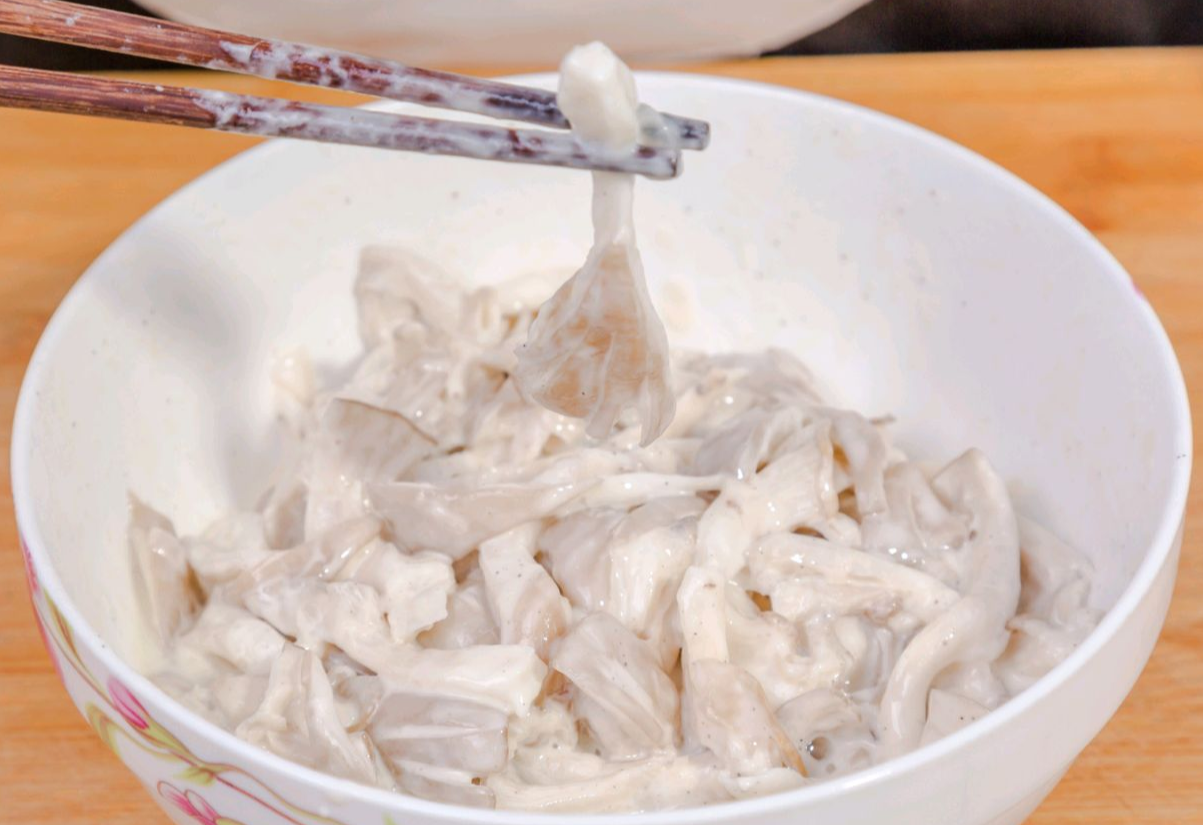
[158,782,221,825]
[32,610,64,682]
[19,534,39,595]
[108,677,151,731]
[19,536,62,683]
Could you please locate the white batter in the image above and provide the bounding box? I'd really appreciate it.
[131,43,1099,812]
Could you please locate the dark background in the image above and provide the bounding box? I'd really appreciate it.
[3,0,1203,70]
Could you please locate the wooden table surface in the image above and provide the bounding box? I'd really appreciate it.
[2,48,1201,824]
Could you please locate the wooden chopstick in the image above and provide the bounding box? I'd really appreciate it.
[0,0,710,150]
[0,65,681,178]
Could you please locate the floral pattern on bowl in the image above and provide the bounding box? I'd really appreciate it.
[21,537,357,825]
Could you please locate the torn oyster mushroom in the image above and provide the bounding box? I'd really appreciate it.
[514,42,675,446]
[129,496,200,650]
[551,611,678,761]
[127,41,1100,817]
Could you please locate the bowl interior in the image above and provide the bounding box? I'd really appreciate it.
[15,74,1187,673]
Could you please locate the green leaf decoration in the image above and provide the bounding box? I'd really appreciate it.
[86,703,120,757]
[177,764,219,786]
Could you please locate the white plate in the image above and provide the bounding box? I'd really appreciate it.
[133,0,872,64]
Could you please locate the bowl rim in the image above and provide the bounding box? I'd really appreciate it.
[10,70,1193,823]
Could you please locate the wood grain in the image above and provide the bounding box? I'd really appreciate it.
[0,0,701,147]
[0,64,683,179]
[2,48,1201,824]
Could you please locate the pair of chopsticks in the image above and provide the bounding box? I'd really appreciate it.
[0,0,709,179]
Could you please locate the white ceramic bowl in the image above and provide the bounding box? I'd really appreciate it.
[12,73,1191,825]
[132,0,871,64]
